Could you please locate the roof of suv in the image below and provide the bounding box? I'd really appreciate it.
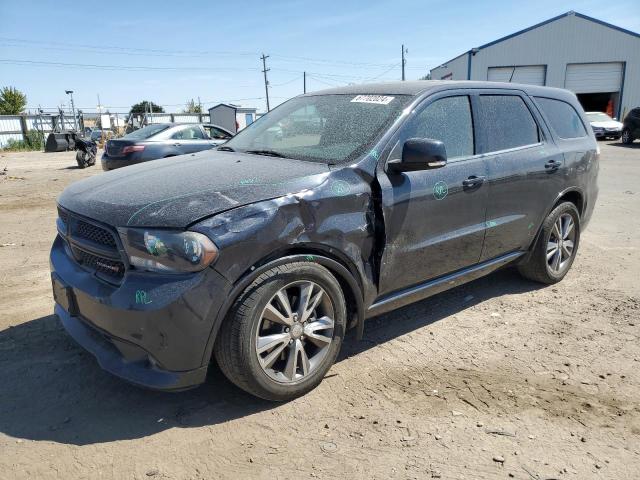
[303,80,574,101]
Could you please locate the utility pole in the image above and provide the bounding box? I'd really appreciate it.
[261,53,270,111]
[401,44,407,81]
[303,71,306,94]
[65,90,78,131]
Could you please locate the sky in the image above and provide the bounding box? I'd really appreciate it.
[1,0,639,114]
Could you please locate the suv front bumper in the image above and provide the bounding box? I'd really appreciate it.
[50,234,232,391]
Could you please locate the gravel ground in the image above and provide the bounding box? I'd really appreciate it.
[0,143,638,479]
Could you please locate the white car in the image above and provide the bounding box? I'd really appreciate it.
[585,111,623,139]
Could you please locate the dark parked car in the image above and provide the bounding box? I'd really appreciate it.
[101,123,233,170]
[51,81,598,400]
[621,107,640,144]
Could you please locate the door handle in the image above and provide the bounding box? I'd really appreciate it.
[173,142,182,146]
[545,159,561,171]
[462,175,486,188]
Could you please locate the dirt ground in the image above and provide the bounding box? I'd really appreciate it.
[0,143,639,480]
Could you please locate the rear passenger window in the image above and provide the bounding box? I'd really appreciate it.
[405,96,474,159]
[477,95,539,153]
[534,97,587,139]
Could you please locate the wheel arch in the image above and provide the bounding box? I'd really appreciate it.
[521,187,584,264]
[201,249,366,367]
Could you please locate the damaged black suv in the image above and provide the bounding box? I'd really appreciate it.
[51,81,598,400]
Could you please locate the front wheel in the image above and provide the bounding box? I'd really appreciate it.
[621,129,633,145]
[214,262,346,401]
[518,202,580,284]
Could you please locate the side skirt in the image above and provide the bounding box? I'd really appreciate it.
[366,251,525,319]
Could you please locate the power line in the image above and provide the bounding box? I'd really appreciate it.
[0,59,260,72]
[0,37,416,69]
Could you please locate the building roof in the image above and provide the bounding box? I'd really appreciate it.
[208,103,257,113]
[433,11,640,71]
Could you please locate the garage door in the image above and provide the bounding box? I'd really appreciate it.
[487,65,546,85]
[565,62,623,93]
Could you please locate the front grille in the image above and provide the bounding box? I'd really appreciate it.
[57,206,126,282]
[76,220,117,248]
[74,248,125,278]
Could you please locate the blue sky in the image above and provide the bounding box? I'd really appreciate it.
[1,0,639,114]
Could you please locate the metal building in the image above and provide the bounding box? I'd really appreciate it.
[430,11,640,119]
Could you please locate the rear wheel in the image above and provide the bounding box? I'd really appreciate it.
[518,202,580,284]
[621,129,633,145]
[214,262,346,401]
[75,151,89,168]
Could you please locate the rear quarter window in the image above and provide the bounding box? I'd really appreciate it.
[534,97,587,139]
[477,95,540,153]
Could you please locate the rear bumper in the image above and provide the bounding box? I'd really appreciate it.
[56,304,208,391]
[101,153,144,171]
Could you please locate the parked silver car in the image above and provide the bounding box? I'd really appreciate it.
[585,112,623,139]
[102,123,233,170]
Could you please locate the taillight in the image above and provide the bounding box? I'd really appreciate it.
[122,145,145,154]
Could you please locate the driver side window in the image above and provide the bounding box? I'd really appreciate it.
[399,96,474,160]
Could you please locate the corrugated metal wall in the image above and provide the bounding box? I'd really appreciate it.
[429,13,640,117]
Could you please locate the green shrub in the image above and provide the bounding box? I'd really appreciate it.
[1,130,44,151]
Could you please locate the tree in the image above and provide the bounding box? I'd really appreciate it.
[0,86,27,115]
[129,101,164,115]
[418,74,432,81]
[184,98,202,114]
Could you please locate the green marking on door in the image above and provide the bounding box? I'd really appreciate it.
[331,180,350,196]
[433,181,448,200]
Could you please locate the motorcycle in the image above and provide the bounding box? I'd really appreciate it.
[74,137,97,169]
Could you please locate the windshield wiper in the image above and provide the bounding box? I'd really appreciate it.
[217,145,235,152]
[244,149,286,158]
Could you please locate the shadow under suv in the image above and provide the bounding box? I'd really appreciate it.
[51,81,598,401]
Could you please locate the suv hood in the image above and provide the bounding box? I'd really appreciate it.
[58,150,330,228]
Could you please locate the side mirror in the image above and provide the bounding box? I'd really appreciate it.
[387,138,447,173]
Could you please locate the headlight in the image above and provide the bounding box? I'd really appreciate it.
[118,228,218,273]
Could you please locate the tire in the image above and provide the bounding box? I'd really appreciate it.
[75,151,88,169]
[621,129,633,145]
[214,262,346,401]
[518,202,580,284]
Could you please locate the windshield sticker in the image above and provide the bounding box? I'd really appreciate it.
[351,95,395,105]
[433,181,448,200]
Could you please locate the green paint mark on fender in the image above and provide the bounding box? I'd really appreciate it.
[433,181,448,200]
[135,290,152,305]
[305,255,316,262]
[370,148,379,160]
[485,220,498,228]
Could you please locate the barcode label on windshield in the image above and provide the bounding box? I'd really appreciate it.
[351,95,395,105]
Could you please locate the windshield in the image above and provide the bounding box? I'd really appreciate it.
[223,94,411,163]
[586,112,613,122]
[124,124,170,140]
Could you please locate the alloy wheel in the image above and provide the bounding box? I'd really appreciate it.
[255,281,335,383]
[547,213,576,274]
[622,130,631,144]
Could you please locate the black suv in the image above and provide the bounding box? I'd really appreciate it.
[51,81,599,400]
[621,107,640,144]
